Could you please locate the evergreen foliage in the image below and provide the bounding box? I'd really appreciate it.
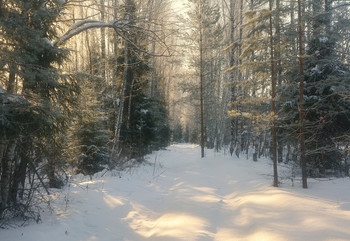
[0,0,79,217]
[69,74,110,176]
[119,75,171,160]
[108,0,171,162]
[173,123,183,143]
[75,120,110,176]
[0,0,172,223]
[282,0,350,176]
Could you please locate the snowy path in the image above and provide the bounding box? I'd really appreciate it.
[1,144,350,241]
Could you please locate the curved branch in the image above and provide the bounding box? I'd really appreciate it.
[55,19,171,57]
[54,19,129,46]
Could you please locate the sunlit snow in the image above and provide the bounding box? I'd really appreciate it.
[1,144,350,241]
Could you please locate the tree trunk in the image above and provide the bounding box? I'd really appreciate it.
[278,141,283,163]
[7,63,17,93]
[286,144,291,163]
[290,0,296,52]
[1,140,16,214]
[215,52,222,152]
[10,153,28,204]
[150,40,156,97]
[199,1,205,158]
[229,0,236,156]
[111,40,129,161]
[258,133,264,158]
[47,140,62,189]
[111,0,119,160]
[275,0,283,164]
[100,0,106,81]
[275,0,282,86]
[253,136,258,162]
[0,138,8,214]
[246,129,250,158]
[297,0,307,188]
[126,75,135,130]
[269,0,278,187]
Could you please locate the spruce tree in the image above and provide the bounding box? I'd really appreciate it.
[70,74,110,177]
[1,0,78,216]
[282,0,350,176]
[303,0,350,175]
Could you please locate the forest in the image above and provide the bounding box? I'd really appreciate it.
[1,0,350,224]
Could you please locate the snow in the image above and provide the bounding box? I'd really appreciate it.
[310,64,322,75]
[1,144,350,241]
[319,37,328,43]
[0,85,5,94]
[283,101,294,108]
[42,37,53,47]
[55,19,129,46]
[55,0,66,5]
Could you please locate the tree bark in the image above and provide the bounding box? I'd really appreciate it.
[150,39,156,97]
[111,40,129,161]
[297,0,307,188]
[199,1,205,158]
[126,75,135,130]
[7,63,17,93]
[10,153,27,204]
[100,0,106,81]
[112,0,119,159]
[278,141,283,163]
[1,140,16,214]
[276,0,283,164]
[229,0,236,156]
[269,0,278,187]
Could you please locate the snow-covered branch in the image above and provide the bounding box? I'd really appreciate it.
[331,2,350,10]
[55,18,171,57]
[54,19,129,46]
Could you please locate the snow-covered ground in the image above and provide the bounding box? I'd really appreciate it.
[1,144,350,241]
